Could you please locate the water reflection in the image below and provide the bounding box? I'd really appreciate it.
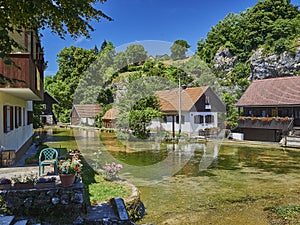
[46,128,300,224]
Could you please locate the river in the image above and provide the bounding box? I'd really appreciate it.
[46,128,300,224]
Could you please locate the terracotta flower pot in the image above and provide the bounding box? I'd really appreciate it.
[59,174,75,187]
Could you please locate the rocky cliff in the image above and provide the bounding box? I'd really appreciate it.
[213,45,300,80]
[249,47,300,80]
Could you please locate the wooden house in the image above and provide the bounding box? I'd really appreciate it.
[102,108,119,128]
[236,76,300,142]
[70,104,102,126]
[40,91,59,125]
[0,29,44,165]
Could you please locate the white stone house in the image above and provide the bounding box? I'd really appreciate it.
[150,86,226,136]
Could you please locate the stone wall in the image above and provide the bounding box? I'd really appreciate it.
[0,182,86,219]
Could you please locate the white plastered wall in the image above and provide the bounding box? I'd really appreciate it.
[0,91,33,151]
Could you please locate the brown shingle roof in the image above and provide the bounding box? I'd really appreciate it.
[102,108,119,120]
[72,104,102,118]
[236,76,300,107]
[156,86,208,111]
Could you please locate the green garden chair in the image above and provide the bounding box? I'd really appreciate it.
[39,148,58,176]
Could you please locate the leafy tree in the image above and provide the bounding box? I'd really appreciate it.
[0,0,111,56]
[129,96,161,139]
[45,46,97,122]
[117,77,173,139]
[114,52,128,72]
[125,44,148,65]
[74,42,115,105]
[170,40,190,60]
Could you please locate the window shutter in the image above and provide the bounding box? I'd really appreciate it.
[3,106,7,133]
[27,111,33,125]
[19,107,22,127]
[10,106,14,131]
[15,106,18,128]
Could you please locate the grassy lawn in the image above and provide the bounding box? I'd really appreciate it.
[80,155,132,205]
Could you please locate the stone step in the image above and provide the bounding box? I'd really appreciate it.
[287,136,300,142]
[286,142,300,148]
[0,216,15,225]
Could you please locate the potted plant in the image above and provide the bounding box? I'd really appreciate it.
[58,155,82,187]
[0,177,12,190]
[12,173,37,189]
[102,162,123,181]
[35,177,56,189]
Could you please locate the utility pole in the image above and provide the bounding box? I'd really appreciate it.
[178,75,182,137]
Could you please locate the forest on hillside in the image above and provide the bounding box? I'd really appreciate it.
[43,0,300,133]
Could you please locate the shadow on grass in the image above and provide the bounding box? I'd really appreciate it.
[80,156,98,206]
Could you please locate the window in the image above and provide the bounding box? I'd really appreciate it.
[176,115,185,124]
[205,96,210,104]
[3,105,14,133]
[194,115,204,124]
[205,115,214,124]
[15,106,21,128]
[163,116,173,123]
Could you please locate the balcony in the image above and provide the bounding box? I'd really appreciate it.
[238,116,294,130]
[0,53,43,100]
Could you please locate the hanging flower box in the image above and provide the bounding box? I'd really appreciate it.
[0,184,12,190]
[35,177,56,189]
[11,173,37,189]
[13,183,35,189]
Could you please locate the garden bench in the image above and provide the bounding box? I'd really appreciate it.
[39,148,58,176]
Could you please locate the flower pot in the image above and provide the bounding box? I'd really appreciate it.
[13,183,34,189]
[59,174,75,187]
[0,184,11,190]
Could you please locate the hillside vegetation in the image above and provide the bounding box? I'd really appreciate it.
[44,0,300,130]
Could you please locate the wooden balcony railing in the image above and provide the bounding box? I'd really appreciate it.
[0,53,44,100]
[238,116,293,130]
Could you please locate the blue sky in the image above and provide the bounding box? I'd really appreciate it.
[42,0,299,76]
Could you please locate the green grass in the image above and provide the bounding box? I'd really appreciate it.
[266,205,300,224]
[88,176,131,204]
[80,155,131,205]
[44,128,132,206]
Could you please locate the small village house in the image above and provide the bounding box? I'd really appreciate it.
[102,108,119,128]
[150,86,226,137]
[0,30,44,165]
[70,104,102,126]
[236,76,300,142]
[39,91,59,125]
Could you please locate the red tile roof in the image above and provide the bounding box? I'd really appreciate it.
[72,104,102,118]
[236,76,300,107]
[156,86,208,111]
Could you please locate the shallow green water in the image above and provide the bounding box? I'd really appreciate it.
[47,128,300,224]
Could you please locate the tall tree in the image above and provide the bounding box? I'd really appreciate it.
[170,40,190,60]
[45,46,97,122]
[125,44,148,65]
[0,0,112,55]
